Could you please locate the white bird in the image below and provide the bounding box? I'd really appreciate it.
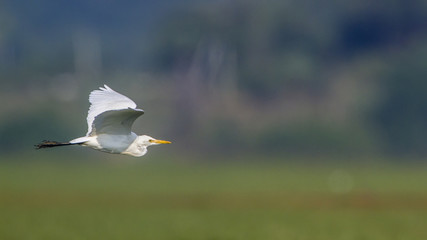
[36,85,171,157]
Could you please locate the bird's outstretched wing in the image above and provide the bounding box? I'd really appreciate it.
[86,85,144,136]
[91,108,144,135]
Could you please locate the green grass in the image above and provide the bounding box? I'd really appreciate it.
[0,154,427,239]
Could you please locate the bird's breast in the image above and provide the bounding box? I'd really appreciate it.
[94,133,137,153]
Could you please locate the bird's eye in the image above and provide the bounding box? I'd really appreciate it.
[149,139,154,142]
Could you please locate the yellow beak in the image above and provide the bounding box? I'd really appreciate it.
[150,139,172,144]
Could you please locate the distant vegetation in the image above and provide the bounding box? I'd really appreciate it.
[1,0,427,158]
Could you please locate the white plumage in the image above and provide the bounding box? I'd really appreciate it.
[36,85,171,157]
[86,85,140,135]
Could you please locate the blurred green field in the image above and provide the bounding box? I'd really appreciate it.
[0,154,427,240]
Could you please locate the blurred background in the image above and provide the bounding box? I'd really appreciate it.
[1,0,427,239]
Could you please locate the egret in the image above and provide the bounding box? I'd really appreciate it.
[35,85,171,157]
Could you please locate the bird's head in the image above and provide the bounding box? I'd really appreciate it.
[137,135,171,147]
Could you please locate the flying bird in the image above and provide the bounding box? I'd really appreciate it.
[36,85,171,157]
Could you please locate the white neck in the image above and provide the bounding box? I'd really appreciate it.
[122,140,148,157]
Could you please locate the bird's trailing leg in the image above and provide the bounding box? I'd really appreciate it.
[35,140,76,149]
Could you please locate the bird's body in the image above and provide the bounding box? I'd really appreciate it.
[36,85,170,157]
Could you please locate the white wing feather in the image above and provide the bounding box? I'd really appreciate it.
[86,85,143,136]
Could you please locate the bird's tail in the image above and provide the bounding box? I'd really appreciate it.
[35,140,76,149]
